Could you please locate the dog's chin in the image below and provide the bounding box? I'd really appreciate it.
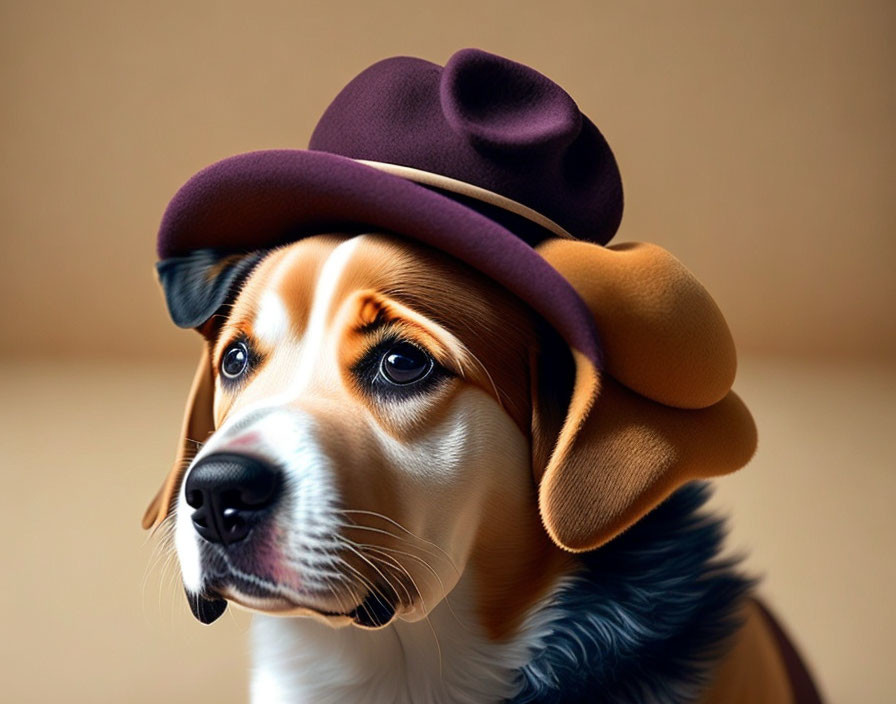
[218,587,356,626]
[186,580,401,630]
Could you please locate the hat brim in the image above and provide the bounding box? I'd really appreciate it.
[158,149,602,366]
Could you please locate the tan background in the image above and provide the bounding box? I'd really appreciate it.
[1,1,893,702]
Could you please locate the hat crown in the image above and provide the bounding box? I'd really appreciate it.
[310,48,622,244]
[440,49,582,154]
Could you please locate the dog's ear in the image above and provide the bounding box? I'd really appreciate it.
[156,249,264,333]
[531,239,757,552]
[142,249,263,529]
[142,348,215,529]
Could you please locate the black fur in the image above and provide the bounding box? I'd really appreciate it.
[156,248,263,329]
[508,482,753,704]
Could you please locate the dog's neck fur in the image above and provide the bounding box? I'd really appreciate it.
[250,573,551,704]
[249,484,751,704]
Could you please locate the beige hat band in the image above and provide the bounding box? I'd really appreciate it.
[356,159,575,240]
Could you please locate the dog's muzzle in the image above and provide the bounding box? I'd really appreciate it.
[184,452,281,545]
[182,452,282,624]
[179,449,402,628]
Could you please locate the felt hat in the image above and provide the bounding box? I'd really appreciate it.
[149,49,756,551]
[157,48,622,363]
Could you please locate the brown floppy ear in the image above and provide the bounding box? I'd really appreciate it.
[142,347,215,530]
[532,239,757,552]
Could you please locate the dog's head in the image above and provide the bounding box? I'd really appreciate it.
[144,232,755,635]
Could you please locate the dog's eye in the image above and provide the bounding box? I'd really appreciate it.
[221,341,250,379]
[379,342,434,385]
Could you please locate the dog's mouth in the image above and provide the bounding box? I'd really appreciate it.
[185,582,399,628]
[183,526,411,627]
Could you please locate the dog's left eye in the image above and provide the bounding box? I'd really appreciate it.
[379,342,434,385]
[221,341,250,379]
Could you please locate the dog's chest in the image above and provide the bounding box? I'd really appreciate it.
[248,576,557,704]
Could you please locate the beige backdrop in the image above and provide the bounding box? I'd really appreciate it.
[1,1,894,703]
[2,0,894,362]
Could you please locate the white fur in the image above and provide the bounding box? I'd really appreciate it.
[250,572,573,704]
[283,234,365,394]
[175,492,203,593]
[253,290,291,347]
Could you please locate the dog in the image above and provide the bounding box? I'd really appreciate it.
[144,233,820,703]
[143,49,822,703]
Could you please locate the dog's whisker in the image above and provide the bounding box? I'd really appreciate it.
[280,552,382,613]
[355,546,449,673]
[361,543,468,633]
[147,512,176,541]
[351,548,416,606]
[365,552,443,599]
[143,543,175,604]
[324,556,393,624]
[355,543,448,597]
[142,516,182,622]
[333,514,467,629]
[338,510,460,573]
[357,552,422,620]
[352,542,468,633]
[333,521,459,576]
[334,540,415,610]
[321,569,358,616]
[306,565,358,614]
[336,531,447,629]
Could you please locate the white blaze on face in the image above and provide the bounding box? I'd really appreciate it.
[283,235,366,395]
[253,290,291,347]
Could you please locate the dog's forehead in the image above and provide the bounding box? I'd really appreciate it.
[231,234,349,339]
[228,233,532,345]
[214,233,537,432]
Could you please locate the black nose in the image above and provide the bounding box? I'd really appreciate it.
[184,453,281,545]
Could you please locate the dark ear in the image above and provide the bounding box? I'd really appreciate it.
[156,249,264,331]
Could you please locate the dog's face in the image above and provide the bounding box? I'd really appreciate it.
[171,233,563,632]
[147,231,755,637]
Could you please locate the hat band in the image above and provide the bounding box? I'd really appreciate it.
[356,159,575,240]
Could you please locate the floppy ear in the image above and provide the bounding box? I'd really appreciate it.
[143,248,262,529]
[142,349,215,529]
[156,248,264,331]
[532,239,757,552]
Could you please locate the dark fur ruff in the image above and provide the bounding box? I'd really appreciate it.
[508,482,753,704]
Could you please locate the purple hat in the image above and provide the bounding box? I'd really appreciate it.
[148,51,759,549]
[156,48,624,365]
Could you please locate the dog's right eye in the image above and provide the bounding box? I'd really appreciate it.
[221,341,250,379]
[351,336,450,399]
[379,341,434,385]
